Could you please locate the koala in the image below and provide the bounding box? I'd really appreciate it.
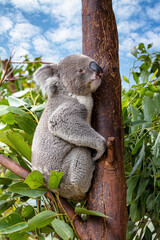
[32,54,106,201]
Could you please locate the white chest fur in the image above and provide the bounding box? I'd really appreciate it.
[69,94,93,125]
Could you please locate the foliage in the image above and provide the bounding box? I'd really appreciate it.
[0,44,159,239]
[0,56,109,240]
[122,43,160,240]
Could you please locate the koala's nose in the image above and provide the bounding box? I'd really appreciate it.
[89,61,103,77]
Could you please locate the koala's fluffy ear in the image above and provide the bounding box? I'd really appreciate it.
[33,64,60,96]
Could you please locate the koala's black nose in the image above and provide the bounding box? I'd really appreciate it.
[89,61,103,76]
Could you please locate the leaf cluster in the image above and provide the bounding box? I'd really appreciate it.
[123,44,160,240]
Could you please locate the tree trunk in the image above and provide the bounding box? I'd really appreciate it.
[82,0,128,239]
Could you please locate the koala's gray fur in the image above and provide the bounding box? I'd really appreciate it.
[32,54,106,201]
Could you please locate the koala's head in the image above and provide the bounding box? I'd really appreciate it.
[34,54,103,96]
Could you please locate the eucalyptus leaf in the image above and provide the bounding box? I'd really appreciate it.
[21,205,35,219]
[12,89,30,98]
[127,175,140,203]
[24,170,44,189]
[8,96,27,107]
[123,76,129,83]
[130,200,142,222]
[136,176,149,200]
[9,182,47,198]
[151,68,158,80]
[153,93,160,114]
[2,112,15,125]
[27,210,57,231]
[31,102,46,112]
[130,45,139,58]
[14,115,37,136]
[0,213,28,234]
[75,207,110,218]
[0,129,31,161]
[0,199,16,214]
[130,120,147,126]
[49,171,64,189]
[0,177,13,185]
[143,96,155,122]
[0,105,9,116]
[8,106,30,116]
[130,144,145,176]
[51,219,74,240]
[132,136,145,155]
[133,72,139,84]
[9,232,30,240]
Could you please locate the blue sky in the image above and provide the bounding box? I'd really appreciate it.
[0,0,160,87]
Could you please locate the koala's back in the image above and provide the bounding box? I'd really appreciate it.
[32,93,74,177]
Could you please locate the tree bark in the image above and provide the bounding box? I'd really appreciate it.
[82,0,128,239]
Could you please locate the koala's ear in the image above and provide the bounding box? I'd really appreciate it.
[33,64,60,96]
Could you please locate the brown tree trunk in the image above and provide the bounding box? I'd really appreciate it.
[82,0,128,239]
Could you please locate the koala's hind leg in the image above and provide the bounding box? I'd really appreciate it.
[59,147,94,200]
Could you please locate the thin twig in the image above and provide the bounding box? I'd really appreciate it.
[0,57,12,86]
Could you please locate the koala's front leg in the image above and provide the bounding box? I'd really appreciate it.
[48,103,106,160]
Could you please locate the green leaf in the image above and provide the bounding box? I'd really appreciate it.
[151,68,158,80]
[37,233,45,240]
[51,219,74,240]
[138,43,145,50]
[0,192,10,201]
[28,210,57,231]
[148,84,160,93]
[146,194,154,211]
[147,43,153,49]
[143,96,155,122]
[0,177,13,185]
[2,112,15,125]
[132,136,145,155]
[9,232,30,240]
[14,115,36,136]
[136,176,149,200]
[0,213,28,234]
[130,200,142,222]
[31,102,46,112]
[144,90,154,98]
[0,200,16,214]
[127,175,140,203]
[75,207,110,218]
[123,76,130,83]
[7,106,28,116]
[49,171,64,189]
[0,129,31,161]
[132,72,139,84]
[130,144,145,176]
[143,227,152,240]
[24,170,44,189]
[140,70,149,82]
[130,45,139,58]
[8,96,27,107]
[9,182,47,198]
[21,205,35,219]
[130,120,147,126]
[12,89,30,98]
[0,105,9,116]
[153,93,160,114]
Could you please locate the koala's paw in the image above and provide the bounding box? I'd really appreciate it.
[92,137,107,161]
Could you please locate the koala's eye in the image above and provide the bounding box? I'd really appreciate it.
[78,69,83,73]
